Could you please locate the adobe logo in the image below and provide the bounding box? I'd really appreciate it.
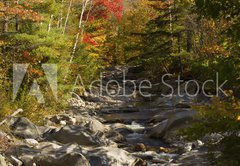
[13,64,58,103]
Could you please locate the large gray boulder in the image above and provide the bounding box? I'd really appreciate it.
[45,125,105,146]
[174,149,211,166]
[46,114,106,134]
[33,152,90,166]
[87,146,143,166]
[6,142,90,166]
[149,109,195,123]
[9,117,40,139]
[146,110,196,138]
[86,118,106,133]
[74,115,106,132]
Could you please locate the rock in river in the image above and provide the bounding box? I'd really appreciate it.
[146,110,196,138]
[9,117,40,139]
[45,125,107,146]
[6,142,90,166]
[87,146,146,166]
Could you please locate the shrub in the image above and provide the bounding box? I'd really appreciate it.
[181,92,240,140]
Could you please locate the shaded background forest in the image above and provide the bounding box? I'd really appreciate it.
[0,0,240,132]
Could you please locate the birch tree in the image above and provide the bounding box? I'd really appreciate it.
[64,0,93,80]
[58,0,65,28]
[62,0,73,34]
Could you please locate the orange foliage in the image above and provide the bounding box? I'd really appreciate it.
[29,68,44,76]
[22,51,36,62]
[83,34,97,45]
[0,0,42,21]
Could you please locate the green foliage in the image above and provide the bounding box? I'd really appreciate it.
[0,0,240,130]
[181,94,240,140]
[191,56,240,90]
[195,0,240,19]
[34,0,61,15]
[69,47,104,86]
[195,0,240,52]
[125,0,197,76]
[0,0,106,122]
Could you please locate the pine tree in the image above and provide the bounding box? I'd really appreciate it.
[129,0,195,77]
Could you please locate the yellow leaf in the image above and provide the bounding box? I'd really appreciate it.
[237,115,240,121]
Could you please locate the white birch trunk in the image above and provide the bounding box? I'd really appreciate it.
[62,0,73,34]
[64,0,93,81]
[48,15,54,33]
[58,0,65,28]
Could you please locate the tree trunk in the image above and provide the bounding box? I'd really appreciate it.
[3,2,9,33]
[178,32,183,73]
[3,19,8,33]
[169,0,173,33]
[16,15,20,32]
[186,21,192,52]
[178,33,181,53]
[187,30,192,52]
[172,0,183,74]
[64,0,92,81]
[16,0,20,32]
[200,31,204,48]
[58,0,64,28]
[48,15,54,33]
[71,0,89,57]
[169,0,173,47]
[199,20,204,48]
[62,0,73,34]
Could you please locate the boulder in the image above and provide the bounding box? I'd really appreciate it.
[87,146,140,166]
[45,125,105,146]
[149,109,196,123]
[109,123,134,135]
[146,119,169,138]
[9,155,23,166]
[86,118,105,133]
[202,133,224,144]
[106,131,125,143]
[71,115,105,133]
[33,152,90,166]
[46,114,77,126]
[146,110,196,138]
[193,140,204,148]
[0,154,7,166]
[132,151,178,165]
[6,143,90,166]
[183,143,193,152]
[134,143,147,152]
[35,142,62,152]
[174,149,210,165]
[9,117,40,139]
[24,139,39,147]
